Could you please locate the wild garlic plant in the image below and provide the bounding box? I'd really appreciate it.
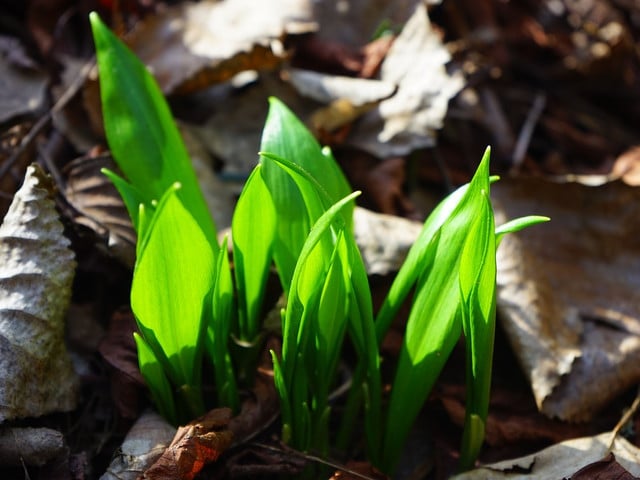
[91,12,548,473]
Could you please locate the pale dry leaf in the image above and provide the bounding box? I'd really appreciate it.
[347,2,464,158]
[63,153,137,268]
[287,68,396,134]
[610,146,640,186]
[126,0,316,94]
[0,427,65,467]
[0,164,78,422]
[287,68,396,105]
[354,206,422,275]
[493,177,640,421]
[100,410,176,480]
[453,432,640,479]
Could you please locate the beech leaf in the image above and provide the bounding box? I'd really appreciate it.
[0,164,78,421]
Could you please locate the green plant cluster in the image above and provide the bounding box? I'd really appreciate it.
[90,13,548,475]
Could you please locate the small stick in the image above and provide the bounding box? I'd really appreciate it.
[511,92,546,171]
[607,385,640,452]
[254,442,382,480]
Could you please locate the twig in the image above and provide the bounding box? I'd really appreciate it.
[253,442,383,480]
[511,92,546,171]
[607,385,640,452]
[0,57,95,181]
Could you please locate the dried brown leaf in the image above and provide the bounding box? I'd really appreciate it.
[287,68,395,106]
[438,384,594,447]
[571,452,637,480]
[610,146,640,187]
[0,164,78,422]
[228,371,279,446]
[126,0,316,94]
[98,309,145,420]
[62,152,136,267]
[494,178,640,421]
[454,433,640,479]
[353,206,422,276]
[347,3,464,158]
[189,71,317,177]
[142,408,233,480]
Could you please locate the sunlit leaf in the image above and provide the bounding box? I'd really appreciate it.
[134,332,177,425]
[259,98,352,291]
[131,188,214,422]
[90,12,217,246]
[207,235,238,411]
[232,166,276,342]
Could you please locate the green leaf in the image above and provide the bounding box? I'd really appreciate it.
[89,12,217,246]
[375,183,469,344]
[232,165,276,342]
[207,235,239,411]
[134,332,177,425]
[259,97,352,291]
[261,98,351,220]
[131,187,215,420]
[277,191,360,451]
[495,215,549,245]
[379,147,493,473]
[281,190,360,377]
[458,189,496,470]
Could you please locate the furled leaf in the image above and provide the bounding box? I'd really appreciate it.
[0,164,78,421]
[458,190,496,470]
[275,190,360,452]
[231,166,276,342]
[378,148,492,473]
[207,235,239,411]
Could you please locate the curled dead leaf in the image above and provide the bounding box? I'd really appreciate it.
[493,177,640,421]
[347,3,464,158]
[0,164,78,422]
[453,432,640,479]
[62,152,137,267]
[126,0,316,94]
[142,408,233,480]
